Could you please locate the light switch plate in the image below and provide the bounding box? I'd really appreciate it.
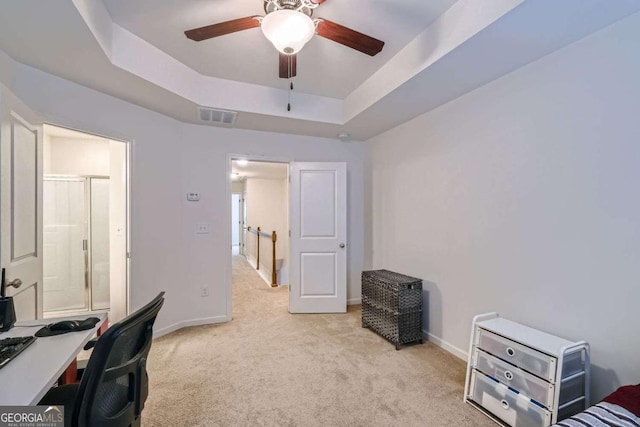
[187,192,200,201]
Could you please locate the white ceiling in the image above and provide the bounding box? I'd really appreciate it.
[0,1,639,140]
[102,0,458,99]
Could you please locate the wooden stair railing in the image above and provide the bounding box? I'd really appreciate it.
[247,226,278,287]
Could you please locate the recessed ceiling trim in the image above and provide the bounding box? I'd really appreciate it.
[112,25,343,123]
[72,0,114,60]
[3,0,636,140]
[75,0,343,124]
[72,0,525,126]
[344,0,524,121]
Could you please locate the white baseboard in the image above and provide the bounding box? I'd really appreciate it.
[246,255,275,287]
[347,298,362,305]
[423,330,468,361]
[256,268,272,287]
[154,315,229,338]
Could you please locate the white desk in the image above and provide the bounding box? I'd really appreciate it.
[0,313,107,405]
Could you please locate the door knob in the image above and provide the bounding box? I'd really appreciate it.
[339,243,346,248]
[7,278,22,289]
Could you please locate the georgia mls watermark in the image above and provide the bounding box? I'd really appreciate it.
[0,406,64,427]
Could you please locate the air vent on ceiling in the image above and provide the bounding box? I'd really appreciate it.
[198,107,237,125]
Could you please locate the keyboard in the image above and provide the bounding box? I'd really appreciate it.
[0,336,36,369]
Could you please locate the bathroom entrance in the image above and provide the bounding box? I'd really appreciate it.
[42,124,128,322]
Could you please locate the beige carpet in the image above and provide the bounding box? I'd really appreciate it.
[142,255,494,426]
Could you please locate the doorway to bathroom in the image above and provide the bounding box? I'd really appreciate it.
[42,124,129,323]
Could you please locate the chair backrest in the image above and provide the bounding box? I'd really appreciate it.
[72,292,165,427]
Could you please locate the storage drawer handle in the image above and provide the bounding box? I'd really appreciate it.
[501,400,510,410]
[506,347,516,357]
[504,371,514,381]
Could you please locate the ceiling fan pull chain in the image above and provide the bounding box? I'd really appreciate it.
[287,77,292,111]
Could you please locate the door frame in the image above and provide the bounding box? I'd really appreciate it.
[230,192,242,251]
[43,123,132,320]
[225,153,290,321]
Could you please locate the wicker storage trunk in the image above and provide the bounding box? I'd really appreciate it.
[361,270,423,350]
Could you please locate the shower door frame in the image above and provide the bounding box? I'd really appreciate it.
[43,174,110,315]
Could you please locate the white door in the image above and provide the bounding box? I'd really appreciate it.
[289,162,347,313]
[0,84,43,320]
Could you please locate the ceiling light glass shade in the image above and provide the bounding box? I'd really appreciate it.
[261,10,315,55]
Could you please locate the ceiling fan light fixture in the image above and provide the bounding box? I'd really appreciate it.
[261,9,315,55]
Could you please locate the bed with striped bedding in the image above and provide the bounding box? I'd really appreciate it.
[552,385,640,427]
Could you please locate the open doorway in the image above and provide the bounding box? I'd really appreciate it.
[230,159,289,289]
[226,158,348,317]
[42,124,129,324]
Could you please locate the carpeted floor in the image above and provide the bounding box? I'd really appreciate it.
[142,255,494,426]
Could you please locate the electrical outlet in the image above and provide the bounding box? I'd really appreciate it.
[196,222,210,234]
[200,286,209,297]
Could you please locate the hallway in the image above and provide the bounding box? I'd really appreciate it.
[231,253,288,319]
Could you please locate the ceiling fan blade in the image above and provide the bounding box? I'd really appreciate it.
[279,53,297,79]
[185,16,260,41]
[316,19,384,56]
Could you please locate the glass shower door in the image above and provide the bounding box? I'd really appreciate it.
[43,176,111,315]
[43,178,88,312]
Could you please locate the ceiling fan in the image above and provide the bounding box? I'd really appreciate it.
[184,0,385,79]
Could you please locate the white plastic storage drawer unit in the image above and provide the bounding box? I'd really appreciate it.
[464,313,590,426]
[470,370,551,427]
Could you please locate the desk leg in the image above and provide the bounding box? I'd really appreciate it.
[98,317,108,336]
[60,316,109,385]
[61,359,78,384]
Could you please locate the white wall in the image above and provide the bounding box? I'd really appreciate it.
[181,125,366,313]
[43,132,52,173]
[231,181,244,193]
[45,137,110,175]
[0,52,366,336]
[245,178,288,285]
[109,140,127,323]
[367,12,640,401]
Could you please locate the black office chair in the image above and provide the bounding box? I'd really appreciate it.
[39,292,165,427]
